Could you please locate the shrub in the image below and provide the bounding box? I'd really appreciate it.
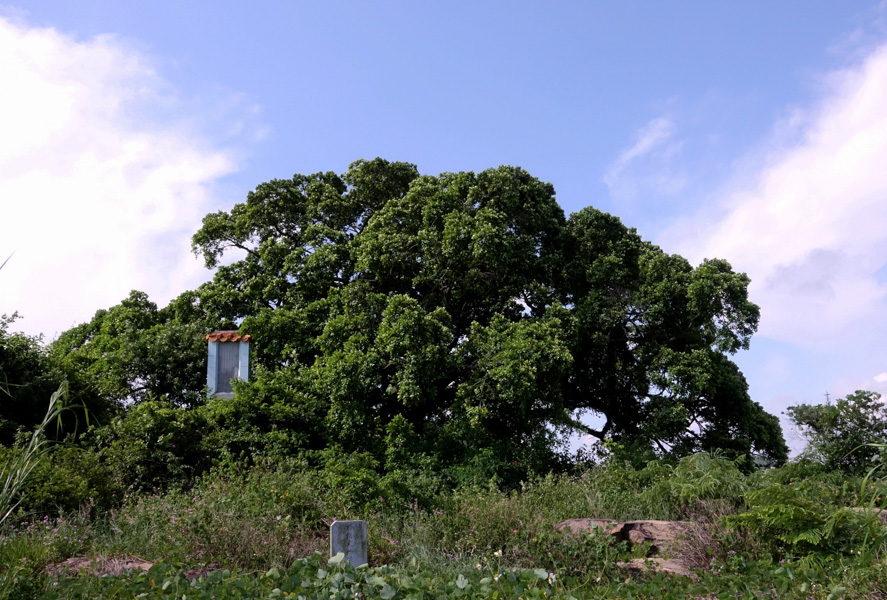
[96,462,327,569]
[8,445,119,516]
[724,479,887,558]
[787,391,887,475]
[84,401,212,493]
[641,452,749,517]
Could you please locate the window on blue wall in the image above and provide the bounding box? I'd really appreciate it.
[217,342,240,394]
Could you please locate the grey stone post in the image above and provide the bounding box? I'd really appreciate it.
[330,520,368,567]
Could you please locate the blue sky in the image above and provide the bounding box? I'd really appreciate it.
[3,2,887,451]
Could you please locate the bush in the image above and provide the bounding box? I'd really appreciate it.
[787,391,887,475]
[84,401,212,493]
[97,459,327,568]
[8,445,120,516]
[642,452,749,515]
[724,479,887,558]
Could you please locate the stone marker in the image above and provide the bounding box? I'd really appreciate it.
[330,520,368,567]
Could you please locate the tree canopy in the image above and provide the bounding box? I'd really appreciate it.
[0,313,104,444]
[51,290,215,409]
[183,158,787,471]
[0,313,62,444]
[787,390,887,475]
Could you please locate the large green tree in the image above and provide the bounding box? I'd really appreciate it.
[0,313,63,444]
[51,290,216,408]
[787,391,887,475]
[0,314,106,444]
[189,158,787,470]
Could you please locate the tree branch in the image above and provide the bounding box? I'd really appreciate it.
[565,415,611,441]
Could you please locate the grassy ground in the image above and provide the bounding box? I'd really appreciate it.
[2,454,887,598]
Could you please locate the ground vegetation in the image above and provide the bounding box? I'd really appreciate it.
[0,452,885,599]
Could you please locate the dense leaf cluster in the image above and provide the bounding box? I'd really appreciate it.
[0,315,102,444]
[187,158,786,470]
[0,314,60,444]
[2,158,788,484]
[787,391,887,475]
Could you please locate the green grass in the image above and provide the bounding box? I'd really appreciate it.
[28,549,887,600]
[1,453,886,598]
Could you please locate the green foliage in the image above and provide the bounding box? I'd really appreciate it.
[0,384,72,528]
[84,400,212,493]
[34,549,887,600]
[51,290,214,409]
[750,457,842,486]
[184,157,785,477]
[2,458,887,599]
[0,316,74,445]
[0,512,93,574]
[787,391,887,475]
[98,461,327,568]
[42,553,568,600]
[641,452,749,512]
[724,479,887,558]
[0,383,85,597]
[314,450,385,511]
[10,158,787,486]
[200,368,326,461]
[7,185,881,599]
[2,445,119,516]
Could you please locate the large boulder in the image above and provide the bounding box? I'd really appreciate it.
[554,518,687,555]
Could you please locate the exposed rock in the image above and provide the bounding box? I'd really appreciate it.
[555,518,624,536]
[616,557,697,580]
[46,556,153,578]
[46,556,222,580]
[623,520,687,554]
[850,507,887,525]
[555,518,687,555]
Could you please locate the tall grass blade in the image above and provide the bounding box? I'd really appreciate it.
[0,381,69,528]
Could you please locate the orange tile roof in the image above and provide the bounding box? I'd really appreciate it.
[206,330,252,342]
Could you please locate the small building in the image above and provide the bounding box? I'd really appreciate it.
[206,330,251,399]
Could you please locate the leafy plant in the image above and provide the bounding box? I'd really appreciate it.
[787,391,887,475]
[84,399,212,493]
[0,315,71,446]
[0,382,82,597]
[183,158,786,473]
[3,445,119,516]
[37,548,887,600]
[724,480,884,558]
[642,452,749,514]
[0,383,72,528]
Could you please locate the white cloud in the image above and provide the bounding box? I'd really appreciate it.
[0,16,244,338]
[875,372,887,383]
[608,117,676,173]
[669,41,887,349]
[603,116,685,199]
